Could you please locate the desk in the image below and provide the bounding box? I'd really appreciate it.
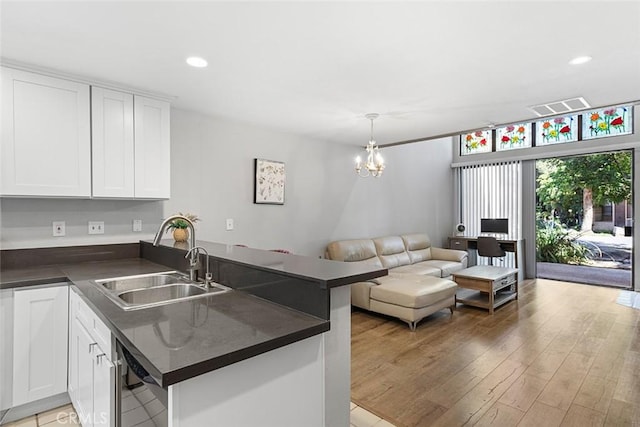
[448,236,525,280]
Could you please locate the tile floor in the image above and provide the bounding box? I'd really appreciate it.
[5,402,395,427]
[350,402,396,427]
[2,404,79,426]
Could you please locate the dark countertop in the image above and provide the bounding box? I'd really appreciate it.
[146,239,387,288]
[1,258,329,387]
[0,240,387,387]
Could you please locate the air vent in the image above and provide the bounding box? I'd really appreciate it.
[529,97,591,117]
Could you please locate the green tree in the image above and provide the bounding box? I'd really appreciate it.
[537,152,631,232]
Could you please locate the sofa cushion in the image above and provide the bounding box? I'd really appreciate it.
[431,247,468,264]
[391,264,442,277]
[325,239,383,268]
[401,233,432,263]
[373,236,411,269]
[416,260,465,277]
[370,275,457,308]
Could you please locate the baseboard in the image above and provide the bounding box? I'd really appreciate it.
[0,392,70,424]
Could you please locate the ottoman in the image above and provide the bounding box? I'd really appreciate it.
[369,275,458,330]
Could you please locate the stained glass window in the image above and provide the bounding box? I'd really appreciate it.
[496,123,531,151]
[536,115,578,146]
[582,106,633,140]
[461,130,492,155]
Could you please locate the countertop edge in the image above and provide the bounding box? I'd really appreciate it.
[0,276,69,289]
[162,321,330,387]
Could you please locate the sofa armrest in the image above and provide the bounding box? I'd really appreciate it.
[351,280,380,310]
[431,247,468,263]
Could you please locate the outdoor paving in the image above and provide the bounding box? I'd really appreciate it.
[537,262,631,288]
[537,232,633,289]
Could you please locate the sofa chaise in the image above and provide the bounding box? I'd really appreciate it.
[326,233,468,330]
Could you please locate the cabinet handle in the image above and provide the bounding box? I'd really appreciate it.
[96,353,106,365]
[89,342,98,353]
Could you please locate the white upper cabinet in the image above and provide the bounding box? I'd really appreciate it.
[1,67,91,197]
[1,66,170,199]
[91,87,135,198]
[134,96,171,199]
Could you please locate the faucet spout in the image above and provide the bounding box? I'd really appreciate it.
[185,246,211,287]
[153,214,198,281]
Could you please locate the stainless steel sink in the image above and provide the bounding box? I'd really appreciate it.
[93,271,230,310]
[98,272,184,292]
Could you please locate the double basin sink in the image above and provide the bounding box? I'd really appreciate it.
[93,271,230,310]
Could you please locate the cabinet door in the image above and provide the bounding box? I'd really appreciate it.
[75,320,96,427]
[134,96,170,199]
[92,350,114,427]
[68,299,78,404]
[12,285,69,405]
[0,290,14,411]
[1,67,91,197]
[91,87,134,198]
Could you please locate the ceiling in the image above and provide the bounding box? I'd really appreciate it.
[2,1,639,146]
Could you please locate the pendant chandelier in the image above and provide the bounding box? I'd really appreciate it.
[355,113,385,178]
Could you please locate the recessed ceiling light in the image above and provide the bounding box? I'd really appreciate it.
[569,55,592,65]
[186,56,208,68]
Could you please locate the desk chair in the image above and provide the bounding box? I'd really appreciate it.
[477,236,505,266]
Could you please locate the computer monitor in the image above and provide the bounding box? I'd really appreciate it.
[480,218,509,234]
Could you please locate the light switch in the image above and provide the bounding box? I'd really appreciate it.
[226,218,234,231]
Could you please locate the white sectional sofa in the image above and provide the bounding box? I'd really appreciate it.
[326,233,468,330]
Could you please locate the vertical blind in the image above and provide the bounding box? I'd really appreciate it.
[458,161,522,267]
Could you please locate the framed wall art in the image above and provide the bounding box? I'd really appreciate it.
[254,158,285,205]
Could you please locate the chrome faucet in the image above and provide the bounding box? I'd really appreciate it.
[185,246,212,288]
[153,215,198,281]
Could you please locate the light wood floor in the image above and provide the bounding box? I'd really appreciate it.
[351,279,640,427]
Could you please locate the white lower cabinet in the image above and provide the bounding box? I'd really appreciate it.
[12,284,69,406]
[69,290,114,427]
[1,289,14,412]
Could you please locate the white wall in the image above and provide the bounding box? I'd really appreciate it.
[165,109,454,257]
[0,109,454,254]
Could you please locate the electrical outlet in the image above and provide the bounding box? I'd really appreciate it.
[88,221,105,235]
[52,221,65,237]
[133,219,143,232]
[226,218,234,231]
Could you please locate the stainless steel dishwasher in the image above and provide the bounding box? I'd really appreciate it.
[115,341,167,427]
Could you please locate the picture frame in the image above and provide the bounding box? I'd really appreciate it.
[254,158,285,205]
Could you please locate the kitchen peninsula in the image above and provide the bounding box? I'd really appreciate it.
[0,240,387,426]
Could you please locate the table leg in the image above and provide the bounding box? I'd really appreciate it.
[489,283,494,314]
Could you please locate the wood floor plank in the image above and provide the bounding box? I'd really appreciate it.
[588,324,632,381]
[560,404,605,427]
[611,350,640,404]
[573,374,617,414]
[497,374,547,412]
[522,336,577,381]
[604,398,639,426]
[536,352,594,410]
[351,279,640,426]
[517,401,566,427]
[474,402,525,427]
[429,359,526,426]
